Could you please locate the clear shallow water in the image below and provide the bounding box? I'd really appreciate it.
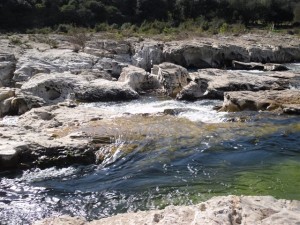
[1,64,300,224]
[1,98,300,225]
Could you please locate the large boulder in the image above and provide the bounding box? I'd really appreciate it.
[94,57,128,79]
[21,72,138,104]
[118,65,160,92]
[132,42,164,71]
[152,62,190,97]
[220,90,300,113]
[177,69,296,100]
[0,53,16,87]
[0,87,44,117]
[13,49,98,84]
[75,79,139,102]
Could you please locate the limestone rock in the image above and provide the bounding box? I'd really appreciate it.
[34,195,300,225]
[132,42,164,71]
[220,90,300,113]
[232,60,289,71]
[21,72,138,104]
[0,61,16,87]
[34,216,86,225]
[0,53,16,87]
[94,57,128,79]
[0,87,45,117]
[75,79,139,102]
[152,62,190,97]
[176,80,208,100]
[132,35,300,70]
[118,65,160,92]
[177,69,296,100]
[13,49,98,83]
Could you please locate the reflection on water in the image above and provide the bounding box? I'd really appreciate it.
[1,97,300,224]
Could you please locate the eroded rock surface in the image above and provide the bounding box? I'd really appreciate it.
[177,69,298,100]
[21,72,138,104]
[220,90,300,113]
[34,195,300,225]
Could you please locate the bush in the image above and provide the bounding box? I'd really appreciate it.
[68,27,89,52]
[95,23,110,32]
[56,24,73,33]
[219,23,229,33]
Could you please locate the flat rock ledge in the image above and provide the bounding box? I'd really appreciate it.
[34,195,300,225]
[220,90,300,114]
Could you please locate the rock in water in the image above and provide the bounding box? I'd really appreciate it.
[152,62,190,97]
[220,90,300,113]
[118,65,160,92]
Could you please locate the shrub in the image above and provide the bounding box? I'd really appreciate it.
[56,24,73,33]
[95,23,110,32]
[68,27,89,52]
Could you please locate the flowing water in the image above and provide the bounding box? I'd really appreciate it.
[1,66,300,225]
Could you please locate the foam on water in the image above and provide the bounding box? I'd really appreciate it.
[83,98,226,123]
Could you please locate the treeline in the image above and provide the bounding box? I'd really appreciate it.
[0,0,299,31]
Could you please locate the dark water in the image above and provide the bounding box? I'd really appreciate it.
[1,65,300,224]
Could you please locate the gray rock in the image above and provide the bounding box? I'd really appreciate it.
[132,42,164,71]
[153,62,190,97]
[177,69,296,100]
[232,60,289,71]
[220,90,300,113]
[118,65,160,92]
[13,49,97,83]
[0,53,16,87]
[33,195,300,225]
[75,79,139,102]
[132,35,300,70]
[0,87,44,117]
[21,72,138,104]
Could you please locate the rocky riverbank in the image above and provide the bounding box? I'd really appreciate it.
[34,195,300,225]
[1,32,300,170]
[1,32,300,225]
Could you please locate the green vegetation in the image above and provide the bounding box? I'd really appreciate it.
[0,0,299,34]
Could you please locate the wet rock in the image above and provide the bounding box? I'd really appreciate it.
[75,79,139,102]
[232,60,289,71]
[152,62,190,97]
[118,65,160,92]
[220,90,300,113]
[0,145,19,169]
[176,80,208,100]
[34,195,300,225]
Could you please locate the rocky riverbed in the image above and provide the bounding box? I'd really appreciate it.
[0,33,300,224]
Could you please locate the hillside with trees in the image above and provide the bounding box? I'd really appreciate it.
[0,0,299,32]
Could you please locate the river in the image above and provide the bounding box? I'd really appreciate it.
[1,65,300,225]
